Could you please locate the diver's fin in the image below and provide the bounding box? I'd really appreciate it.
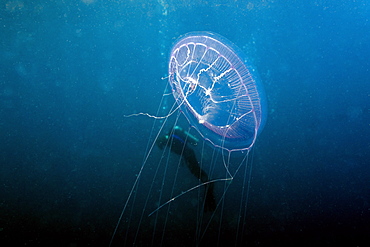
[203,183,216,212]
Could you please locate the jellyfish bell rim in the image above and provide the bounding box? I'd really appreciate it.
[168,31,267,152]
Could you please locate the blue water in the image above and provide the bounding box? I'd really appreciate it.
[1,1,369,246]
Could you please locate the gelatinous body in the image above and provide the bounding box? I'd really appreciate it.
[169,32,266,151]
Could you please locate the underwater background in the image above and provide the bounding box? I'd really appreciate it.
[1,0,369,246]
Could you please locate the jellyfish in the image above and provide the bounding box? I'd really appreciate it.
[110,32,267,247]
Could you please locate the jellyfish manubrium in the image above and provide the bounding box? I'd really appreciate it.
[111,32,267,247]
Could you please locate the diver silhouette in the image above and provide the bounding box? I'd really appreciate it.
[156,126,216,212]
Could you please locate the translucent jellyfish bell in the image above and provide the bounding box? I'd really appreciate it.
[168,32,267,152]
